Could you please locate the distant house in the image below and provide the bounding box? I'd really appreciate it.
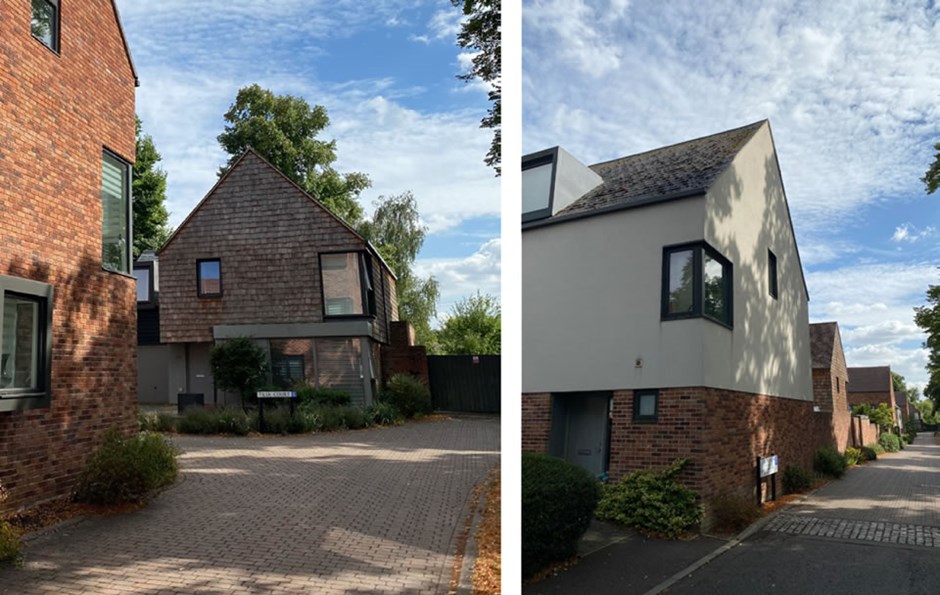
[847,366,897,425]
[521,121,818,506]
[136,150,399,408]
[1,0,138,512]
[808,322,858,450]
[895,389,911,427]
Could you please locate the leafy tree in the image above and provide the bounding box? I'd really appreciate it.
[453,0,500,174]
[913,399,938,425]
[217,84,370,226]
[359,192,440,350]
[209,337,269,412]
[892,372,920,402]
[914,277,940,408]
[924,142,940,195]
[437,292,500,355]
[133,117,172,258]
[851,402,895,432]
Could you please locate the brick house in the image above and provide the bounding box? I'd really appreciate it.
[809,322,852,450]
[135,150,399,408]
[522,121,820,507]
[1,0,138,511]
[847,365,898,425]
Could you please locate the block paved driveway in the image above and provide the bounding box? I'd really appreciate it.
[1,416,499,594]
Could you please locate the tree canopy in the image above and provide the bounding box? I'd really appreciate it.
[133,117,172,258]
[923,142,940,195]
[437,292,500,355]
[914,277,940,408]
[453,0,501,175]
[217,84,370,226]
[209,337,269,412]
[359,192,440,350]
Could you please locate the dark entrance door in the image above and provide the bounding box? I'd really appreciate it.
[551,392,610,477]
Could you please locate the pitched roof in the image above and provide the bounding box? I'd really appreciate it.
[809,322,839,369]
[555,121,765,218]
[847,366,892,393]
[108,0,139,87]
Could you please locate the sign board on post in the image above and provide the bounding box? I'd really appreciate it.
[756,454,779,506]
[256,391,298,433]
[758,454,779,478]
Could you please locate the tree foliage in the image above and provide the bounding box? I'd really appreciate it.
[209,337,269,412]
[914,277,940,408]
[359,192,440,349]
[924,142,940,195]
[892,372,920,402]
[453,0,501,174]
[133,117,172,258]
[217,84,370,226]
[851,402,895,432]
[437,292,500,355]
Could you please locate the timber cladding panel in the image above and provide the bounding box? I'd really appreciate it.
[0,0,137,512]
[157,151,396,345]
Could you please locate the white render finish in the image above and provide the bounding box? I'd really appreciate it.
[522,122,812,401]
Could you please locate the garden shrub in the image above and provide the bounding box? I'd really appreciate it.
[251,406,312,434]
[339,406,369,429]
[379,374,432,419]
[813,446,847,479]
[73,430,180,505]
[137,411,176,432]
[709,493,761,532]
[522,453,599,580]
[878,432,901,453]
[295,385,352,407]
[851,403,894,432]
[844,447,863,466]
[782,465,813,493]
[0,521,20,564]
[176,407,250,435]
[595,458,702,538]
[365,401,401,425]
[868,442,886,455]
[860,446,878,461]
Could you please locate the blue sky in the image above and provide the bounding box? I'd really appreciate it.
[113,0,500,324]
[523,0,939,392]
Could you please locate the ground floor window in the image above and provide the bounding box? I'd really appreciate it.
[0,274,53,410]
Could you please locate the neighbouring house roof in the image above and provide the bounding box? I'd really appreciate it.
[555,120,765,218]
[809,321,839,369]
[847,366,892,393]
[896,389,909,411]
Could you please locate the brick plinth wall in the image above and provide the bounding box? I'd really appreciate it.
[0,0,138,512]
[381,321,429,386]
[521,393,552,453]
[852,415,880,447]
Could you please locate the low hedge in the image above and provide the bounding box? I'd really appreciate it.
[813,446,847,478]
[782,465,813,493]
[522,453,599,579]
[379,374,432,419]
[73,430,180,505]
[878,432,901,453]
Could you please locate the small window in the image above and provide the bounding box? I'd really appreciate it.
[633,389,658,423]
[768,249,778,299]
[197,259,222,298]
[0,274,53,411]
[662,242,733,327]
[31,0,59,52]
[133,266,152,303]
[836,377,840,392]
[102,150,131,274]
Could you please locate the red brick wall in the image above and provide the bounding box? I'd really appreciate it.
[852,415,880,447]
[521,393,552,453]
[158,151,396,345]
[0,0,137,512]
[381,321,429,386]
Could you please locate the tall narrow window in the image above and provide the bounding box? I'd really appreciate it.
[320,252,372,317]
[0,274,53,410]
[768,249,778,299]
[134,266,152,303]
[662,242,733,327]
[197,259,222,298]
[102,151,131,274]
[31,0,59,52]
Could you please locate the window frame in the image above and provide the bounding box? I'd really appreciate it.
[31,0,60,53]
[101,149,132,275]
[661,241,733,328]
[0,274,53,411]
[768,249,778,300]
[319,250,375,319]
[196,258,223,298]
[633,389,659,423]
[522,151,557,223]
[133,264,154,305]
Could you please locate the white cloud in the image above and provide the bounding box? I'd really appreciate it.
[891,223,936,243]
[415,237,501,325]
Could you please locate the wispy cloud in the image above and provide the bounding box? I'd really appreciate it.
[415,237,501,324]
[891,223,936,243]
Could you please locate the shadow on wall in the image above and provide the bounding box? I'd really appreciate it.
[0,252,137,511]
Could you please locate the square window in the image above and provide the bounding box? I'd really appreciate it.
[0,274,53,410]
[197,259,222,297]
[633,390,658,423]
[768,249,778,299]
[102,150,131,274]
[31,0,58,52]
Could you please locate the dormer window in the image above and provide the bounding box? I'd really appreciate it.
[522,147,603,224]
[522,154,555,222]
[31,0,59,52]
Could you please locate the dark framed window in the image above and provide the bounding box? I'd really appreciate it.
[0,274,53,411]
[133,265,153,303]
[768,249,778,299]
[662,242,733,327]
[633,389,659,423]
[102,150,131,274]
[31,0,59,52]
[197,259,222,298]
[319,252,375,318]
[271,354,305,389]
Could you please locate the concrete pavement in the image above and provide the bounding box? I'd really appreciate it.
[0,416,500,594]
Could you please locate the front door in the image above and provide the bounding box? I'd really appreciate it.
[556,393,610,477]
